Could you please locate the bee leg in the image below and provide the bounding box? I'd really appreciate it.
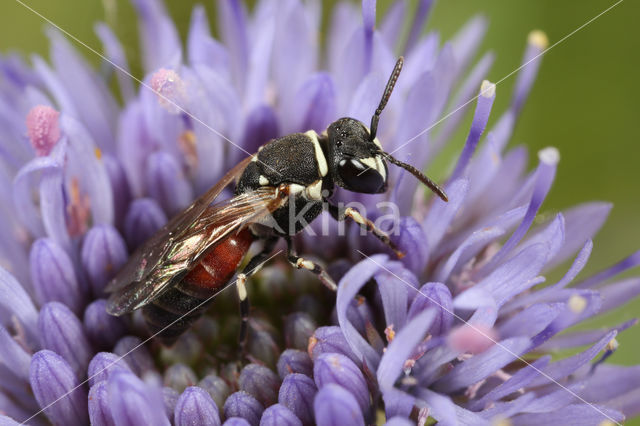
[326,202,404,258]
[284,236,337,291]
[236,237,279,356]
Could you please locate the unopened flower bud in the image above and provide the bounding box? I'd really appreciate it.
[29,350,89,425]
[81,225,128,297]
[223,391,264,426]
[38,301,91,378]
[278,373,317,426]
[164,363,198,393]
[313,384,364,426]
[259,403,302,426]
[30,238,83,314]
[84,299,127,349]
[175,386,221,426]
[284,312,317,351]
[277,349,313,379]
[239,363,280,407]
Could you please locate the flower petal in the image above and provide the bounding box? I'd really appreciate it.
[224,391,264,426]
[0,267,39,346]
[88,380,115,426]
[145,150,194,216]
[187,5,229,76]
[260,403,302,426]
[337,255,388,369]
[0,325,31,381]
[113,336,154,376]
[309,326,360,367]
[132,0,182,72]
[377,309,435,390]
[29,349,88,425]
[468,355,551,411]
[81,225,128,297]
[38,302,91,378]
[433,337,530,393]
[422,178,469,250]
[83,299,126,350]
[314,353,369,415]
[175,386,221,426]
[313,383,364,426]
[510,404,623,426]
[239,363,280,407]
[47,29,118,151]
[546,202,610,270]
[124,198,167,248]
[454,242,549,310]
[95,23,135,103]
[107,371,170,426]
[278,373,317,426]
[407,282,453,336]
[529,330,617,387]
[277,349,313,379]
[87,352,133,387]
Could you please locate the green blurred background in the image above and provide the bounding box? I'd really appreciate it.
[1,0,639,420]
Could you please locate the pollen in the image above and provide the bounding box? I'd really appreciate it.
[607,337,619,352]
[528,30,549,50]
[384,324,395,343]
[568,294,588,313]
[150,68,186,114]
[25,105,61,156]
[491,417,513,426]
[480,80,496,98]
[94,147,102,160]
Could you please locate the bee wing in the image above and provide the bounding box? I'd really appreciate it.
[106,185,287,315]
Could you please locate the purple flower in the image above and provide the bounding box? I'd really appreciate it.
[0,0,638,425]
[223,391,264,426]
[313,384,364,426]
[174,386,221,426]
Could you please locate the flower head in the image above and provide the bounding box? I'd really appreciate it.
[0,0,638,425]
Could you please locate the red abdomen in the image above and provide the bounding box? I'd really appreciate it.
[180,228,254,298]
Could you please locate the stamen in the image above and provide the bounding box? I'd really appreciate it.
[150,68,186,114]
[66,177,91,237]
[25,105,61,156]
[512,30,548,116]
[568,294,588,314]
[449,80,496,181]
[179,130,198,172]
[448,324,497,354]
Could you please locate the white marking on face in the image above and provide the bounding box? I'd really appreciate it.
[304,180,323,200]
[359,156,387,181]
[376,156,386,181]
[372,137,382,149]
[305,130,328,177]
[251,155,258,162]
[259,175,269,186]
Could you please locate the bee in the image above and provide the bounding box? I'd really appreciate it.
[106,57,447,345]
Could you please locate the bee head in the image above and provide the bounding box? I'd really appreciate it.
[326,57,448,201]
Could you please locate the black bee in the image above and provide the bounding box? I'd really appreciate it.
[106,57,448,345]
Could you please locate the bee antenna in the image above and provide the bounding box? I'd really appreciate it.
[369,57,404,142]
[379,151,448,202]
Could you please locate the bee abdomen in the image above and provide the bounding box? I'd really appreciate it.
[142,229,254,345]
[143,287,207,345]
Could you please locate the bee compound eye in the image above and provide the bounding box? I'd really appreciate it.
[338,158,386,194]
